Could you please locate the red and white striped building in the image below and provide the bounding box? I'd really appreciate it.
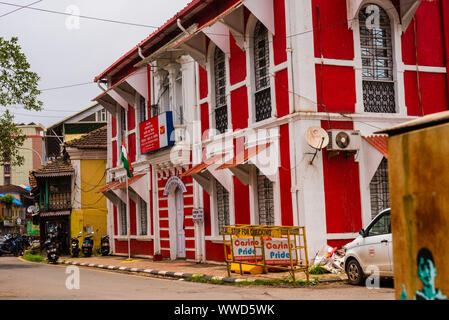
[93,0,449,262]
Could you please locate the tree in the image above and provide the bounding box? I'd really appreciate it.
[0,36,42,166]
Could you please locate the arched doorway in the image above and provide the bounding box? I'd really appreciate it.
[164,176,187,259]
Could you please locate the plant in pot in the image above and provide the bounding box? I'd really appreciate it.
[153,251,163,261]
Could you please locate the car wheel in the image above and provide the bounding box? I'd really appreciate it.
[346,259,364,286]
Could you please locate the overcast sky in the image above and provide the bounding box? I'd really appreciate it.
[0,0,191,127]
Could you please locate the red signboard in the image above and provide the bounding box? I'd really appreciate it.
[139,111,174,154]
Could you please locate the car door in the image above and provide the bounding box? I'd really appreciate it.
[358,211,392,273]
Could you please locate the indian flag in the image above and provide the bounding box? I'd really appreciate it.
[121,141,133,178]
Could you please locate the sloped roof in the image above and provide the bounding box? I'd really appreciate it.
[32,157,74,178]
[65,125,107,150]
[0,184,30,195]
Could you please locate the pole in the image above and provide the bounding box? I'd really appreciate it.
[126,173,130,260]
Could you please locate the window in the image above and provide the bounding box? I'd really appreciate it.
[370,158,390,219]
[138,95,147,123]
[174,72,184,125]
[359,4,396,113]
[139,198,148,236]
[4,164,10,175]
[96,109,107,122]
[367,212,391,236]
[215,180,230,235]
[257,170,274,225]
[4,176,11,185]
[254,21,272,122]
[158,75,170,114]
[214,47,228,134]
[119,202,127,236]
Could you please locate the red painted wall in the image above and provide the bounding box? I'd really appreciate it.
[312,0,354,60]
[321,120,362,234]
[275,69,290,117]
[128,133,136,163]
[127,105,136,131]
[111,115,117,138]
[273,0,287,65]
[229,34,247,85]
[112,141,117,168]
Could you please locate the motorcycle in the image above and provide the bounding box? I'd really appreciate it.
[45,233,59,264]
[71,232,82,257]
[82,231,94,257]
[0,234,22,257]
[100,235,110,256]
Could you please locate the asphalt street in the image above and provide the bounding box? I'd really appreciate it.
[0,256,395,300]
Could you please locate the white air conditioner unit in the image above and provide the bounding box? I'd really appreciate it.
[327,130,361,151]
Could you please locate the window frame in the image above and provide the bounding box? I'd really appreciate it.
[352,0,406,115]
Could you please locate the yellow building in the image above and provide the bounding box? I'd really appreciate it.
[65,126,107,252]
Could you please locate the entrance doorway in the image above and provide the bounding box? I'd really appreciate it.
[175,187,186,258]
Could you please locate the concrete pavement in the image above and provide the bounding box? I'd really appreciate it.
[0,256,395,300]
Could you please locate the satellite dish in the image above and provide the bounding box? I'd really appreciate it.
[27,205,39,216]
[306,127,329,150]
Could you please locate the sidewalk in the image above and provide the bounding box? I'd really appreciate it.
[60,255,347,285]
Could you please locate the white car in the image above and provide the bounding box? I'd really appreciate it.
[343,209,393,285]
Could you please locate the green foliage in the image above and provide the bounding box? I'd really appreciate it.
[23,253,46,263]
[309,265,328,275]
[0,193,14,204]
[0,37,42,166]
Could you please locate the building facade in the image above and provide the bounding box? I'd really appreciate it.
[0,123,45,187]
[93,0,449,262]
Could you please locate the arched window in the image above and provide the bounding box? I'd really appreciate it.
[254,21,272,122]
[214,47,228,134]
[359,4,395,113]
[257,169,274,225]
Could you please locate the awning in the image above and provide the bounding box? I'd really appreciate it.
[96,180,120,193]
[40,211,71,218]
[346,0,422,32]
[92,67,150,113]
[169,0,275,65]
[216,143,273,185]
[179,154,228,194]
[363,135,388,158]
[113,174,147,190]
[217,143,270,170]
[180,154,225,178]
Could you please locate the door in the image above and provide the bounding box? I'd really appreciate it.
[175,188,186,258]
[358,211,392,273]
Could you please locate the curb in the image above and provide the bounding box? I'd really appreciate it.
[61,260,240,282]
[60,260,346,285]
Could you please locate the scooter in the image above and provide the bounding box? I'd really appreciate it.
[0,234,22,256]
[100,235,110,256]
[45,233,59,264]
[82,232,94,257]
[71,232,82,257]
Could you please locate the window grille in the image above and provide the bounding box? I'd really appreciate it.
[216,180,230,235]
[254,22,272,122]
[120,202,127,236]
[257,171,274,225]
[214,47,228,134]
[359,4,396,113]
[370,158,390,219]
[139,198,148,236]
[139,95,147,123]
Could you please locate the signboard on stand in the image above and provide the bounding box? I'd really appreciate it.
[232,238,262,261]
[139,111,175,154]
[264,239,297,265]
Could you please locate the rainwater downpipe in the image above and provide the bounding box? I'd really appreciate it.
[177,18,190,36]
[413,17,424,117]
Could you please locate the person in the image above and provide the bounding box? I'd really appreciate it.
[414,248,447,300]
[402,247,448,300]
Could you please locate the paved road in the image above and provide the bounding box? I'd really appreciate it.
[0,257,394,300]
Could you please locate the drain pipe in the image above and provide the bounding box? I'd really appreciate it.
[97,80,106,91]
[138,46,147,61]
[177,18,190,35]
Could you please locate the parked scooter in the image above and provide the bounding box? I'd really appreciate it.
[45,232,59,264]
[82,231,94,257]
[71,232,82,257]
[100,235,110,256]
[0,234,22,256]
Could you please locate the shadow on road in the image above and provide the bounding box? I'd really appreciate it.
[0,262,37,270]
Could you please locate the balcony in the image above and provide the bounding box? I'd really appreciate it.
[46,192,71,211]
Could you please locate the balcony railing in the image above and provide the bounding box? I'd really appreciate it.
[47,192,71,211]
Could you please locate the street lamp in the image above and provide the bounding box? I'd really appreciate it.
[18,147,45,166]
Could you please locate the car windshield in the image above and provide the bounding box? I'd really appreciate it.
[367,212,391,236]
